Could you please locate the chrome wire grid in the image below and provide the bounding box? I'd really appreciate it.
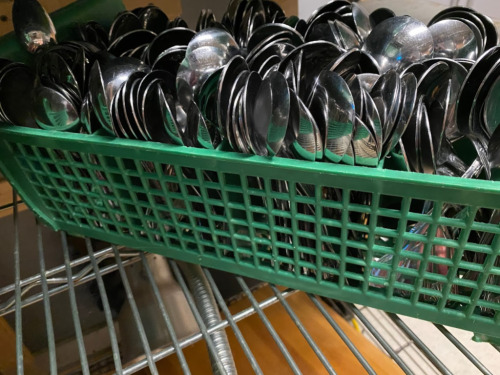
[1,194,499,375]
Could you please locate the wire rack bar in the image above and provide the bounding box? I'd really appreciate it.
[433,324,493,375]
[349,304,414,374]
[140,253,191,375]
[13,194,24,375]
[61,231,91,375]
[113,245,159,375]
[37,222,57,375]
[308,294,377,375]
[387,313,453,375]
[0,251,142,316]
[62,232,91,375]
[269,284,336,375]
[357,305,442,375]
[236,276,302,375]
[0,245,128,296]
[86,239,124,374]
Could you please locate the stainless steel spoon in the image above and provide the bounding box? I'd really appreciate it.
[308,70,355,163]
[265,71,289,155]
[429,19,478,60]
[33,85,79,131]
[362,16,433,73]
[13,0,56,53]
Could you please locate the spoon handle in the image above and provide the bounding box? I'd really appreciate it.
[461,156,483,179]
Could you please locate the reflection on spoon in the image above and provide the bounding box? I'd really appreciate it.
[13,0,57,53]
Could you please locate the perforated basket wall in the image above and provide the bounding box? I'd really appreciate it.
[1,126,500,337]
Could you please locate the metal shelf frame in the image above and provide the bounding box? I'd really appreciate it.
[1,194,499,375]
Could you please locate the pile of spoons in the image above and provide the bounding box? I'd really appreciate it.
[5,0,500,177]
[32,42,100,131]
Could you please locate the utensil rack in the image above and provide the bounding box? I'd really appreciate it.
[2,123,500,337]
[1,192,498,375]
[1,0,500,371]
[1,0,500,338]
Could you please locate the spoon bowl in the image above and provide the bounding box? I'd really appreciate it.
[13,0,56,53]
[362,16,433,73]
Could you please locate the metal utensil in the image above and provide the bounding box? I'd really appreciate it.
[351,3,372,40]
[429,19,478,60]
[244,72,271,156]
[109,11,141,42]
[12,0,56,53]
[362,16,433,73]
[369,7,395,27]
[457,46,500,179]
[33,85,79,131]
[146,28,195,65]
[352,115,379,167]
[483,74,500,136]
[291,98,318,161]
[382,73,417,159]
[158,89,184,145]
[247,23,304,53]
[308,70,355,163]
[265,71,289,155]
[139,6,169,33]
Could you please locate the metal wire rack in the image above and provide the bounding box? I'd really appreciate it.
[1,194,499,375]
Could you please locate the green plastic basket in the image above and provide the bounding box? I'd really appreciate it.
[1,0,500,340]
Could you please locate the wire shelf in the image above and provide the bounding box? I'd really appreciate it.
[1,194,499,375]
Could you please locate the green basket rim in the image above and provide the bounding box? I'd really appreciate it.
[2,124,500,196]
